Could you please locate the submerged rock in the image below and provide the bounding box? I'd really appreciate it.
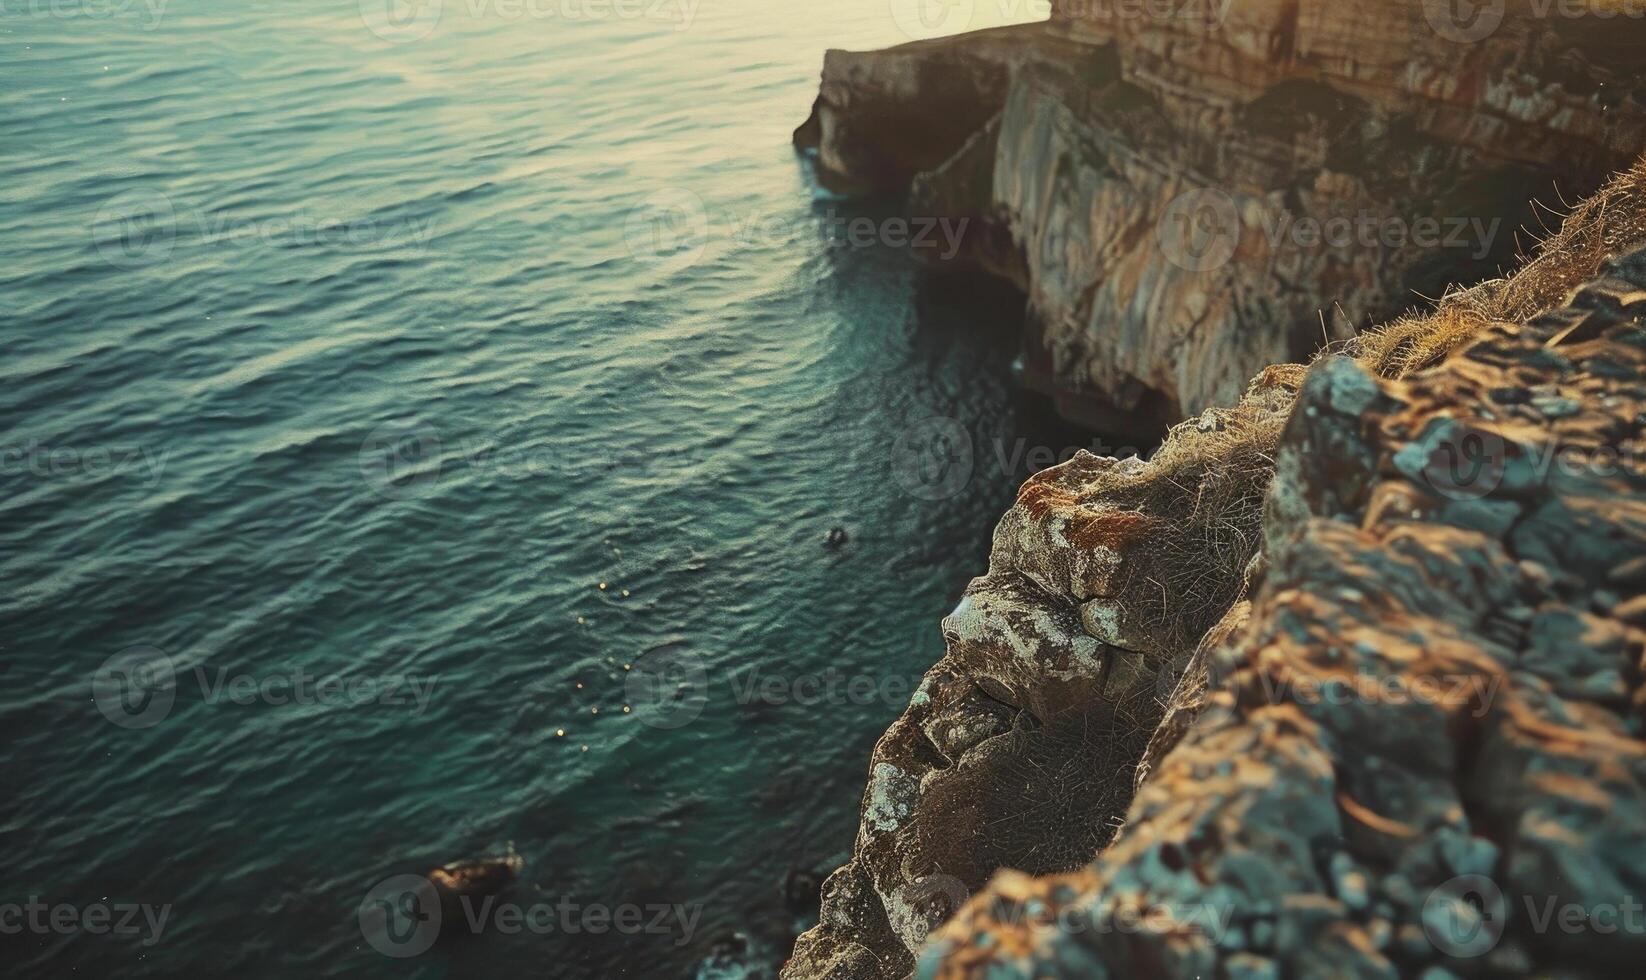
[428,852,523,898]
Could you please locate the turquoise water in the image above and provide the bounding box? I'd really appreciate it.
[0,3,1074,976]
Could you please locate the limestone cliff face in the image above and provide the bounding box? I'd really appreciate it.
[795,4,1646,433]
[787,155,1646,978]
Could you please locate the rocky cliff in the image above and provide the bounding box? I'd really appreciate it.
[911,161,1646,979]
[787,6,1646,977]
[788,151,1646,980]
[795,2,1646,435]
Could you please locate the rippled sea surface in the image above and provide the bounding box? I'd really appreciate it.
[2,2,1078,976]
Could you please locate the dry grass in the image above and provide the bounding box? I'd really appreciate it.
[1138,381,1294,654]
[1352,159,1646,377]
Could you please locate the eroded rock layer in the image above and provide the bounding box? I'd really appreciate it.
[796,3,1646,431]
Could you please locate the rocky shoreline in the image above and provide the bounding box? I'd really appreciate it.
[786,4,1646,978]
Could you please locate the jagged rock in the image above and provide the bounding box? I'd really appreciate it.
[796,4,1646,431]
[784,365,1300,979]
[910,217,1646,978]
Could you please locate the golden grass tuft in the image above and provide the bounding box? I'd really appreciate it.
[1352,159,1646,377]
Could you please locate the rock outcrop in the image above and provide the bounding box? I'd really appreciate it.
[787,365,1302,979]
[915,164,1646,979]
[786,111,1646,980]
[796,3,1646,435]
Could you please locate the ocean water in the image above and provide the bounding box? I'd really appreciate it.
[0,2,1093,977]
